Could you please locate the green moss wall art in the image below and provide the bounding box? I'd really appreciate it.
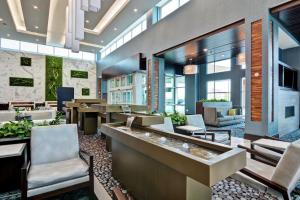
[10,77,34,87]
[20,57,32,66]
[71,70,88,79]
[82,88,90,96]
[45,56,63,101]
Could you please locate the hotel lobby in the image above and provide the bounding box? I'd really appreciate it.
[1,0,300,199]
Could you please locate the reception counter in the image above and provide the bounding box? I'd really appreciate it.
[101,123,246,200]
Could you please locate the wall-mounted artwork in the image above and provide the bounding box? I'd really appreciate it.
[82,88,90,96]
[46,56,63,101]
[20,57,32,66]
[71,70,88,79]
[10,77,34,87]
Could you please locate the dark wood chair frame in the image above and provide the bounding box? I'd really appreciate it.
[238,144,298,200]
[193,129,231,143]
[21,149,94,200]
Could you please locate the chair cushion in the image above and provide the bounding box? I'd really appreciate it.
[253,145,282,161]
[195,132,229,143]
[271,142,300,192]
[31,124,79,165]
[28,158,89,189]
[245,158,275,180]
[28,176,89,197]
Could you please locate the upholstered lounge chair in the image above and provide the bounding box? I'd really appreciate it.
[240,138,298,166]
[21,124,94,199]
[150,117,174,133]
[239,140,300,200]
[186,115,231,144]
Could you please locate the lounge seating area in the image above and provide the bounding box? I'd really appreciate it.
[1,0,300,199]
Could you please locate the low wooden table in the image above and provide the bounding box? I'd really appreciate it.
[0,143,27,192]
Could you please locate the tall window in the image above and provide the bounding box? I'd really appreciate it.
[165,74,185,113]
[241,77,246,115]
[207,79,231,101]
[207,59,231,74]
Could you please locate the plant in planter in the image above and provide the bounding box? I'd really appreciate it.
[199,98,228,102]
[0,119,33,138]
[162,112,187,126]
[49,111,64,125]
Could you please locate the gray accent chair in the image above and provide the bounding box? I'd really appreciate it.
[186,115,231,144]
[21,124,94,199]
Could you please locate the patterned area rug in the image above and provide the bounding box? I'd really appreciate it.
[206,122,245,138]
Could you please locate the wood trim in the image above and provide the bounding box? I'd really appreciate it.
[154,19,245,56]
[154,59,159,111]
[147,59,152,111]
[251,20,263,121]
[271,0,300,13]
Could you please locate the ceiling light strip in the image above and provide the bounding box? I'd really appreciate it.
[6,0,26,31]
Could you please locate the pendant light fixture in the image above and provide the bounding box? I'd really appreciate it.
[65,0,101,52]
[184,58,198,75]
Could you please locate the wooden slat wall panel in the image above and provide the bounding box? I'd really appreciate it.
[147,59,152,110]
[154,59,159,111]
[251,20,263,121]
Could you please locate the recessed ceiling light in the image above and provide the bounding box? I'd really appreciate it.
[113,27,118,31]
[203,48,208,52]
[221,54,225,57]
[34,25,39,29]
[100,40,104,43]
[36,38,39,42]
[7,33,10,37]
[33,5,38,10]
[85,19,90,23]
[0,18,3,22]
[133,8,138,12]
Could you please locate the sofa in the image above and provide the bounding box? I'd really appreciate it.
[203,102,244,127]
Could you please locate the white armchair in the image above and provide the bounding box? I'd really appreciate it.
[186,115,231,144]
[21,124,94,199]
[240,141,300,200]
[150,117,174,133]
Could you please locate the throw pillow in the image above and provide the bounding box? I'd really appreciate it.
[228,109,237,116]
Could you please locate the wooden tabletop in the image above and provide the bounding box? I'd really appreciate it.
[0,143,26,158]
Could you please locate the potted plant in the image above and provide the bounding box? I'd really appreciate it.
[0,119,33,145]
[162,111,187,127]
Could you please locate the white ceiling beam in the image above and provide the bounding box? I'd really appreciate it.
[85,0,129,35]
[46,0,68,47]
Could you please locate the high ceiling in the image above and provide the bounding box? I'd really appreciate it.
[0,0,160,53]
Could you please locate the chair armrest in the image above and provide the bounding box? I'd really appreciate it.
[207,129,231,140]
[79,149,93,166]
[237,145,278,167]
[193,132,215,141]
[113,187,128,200]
